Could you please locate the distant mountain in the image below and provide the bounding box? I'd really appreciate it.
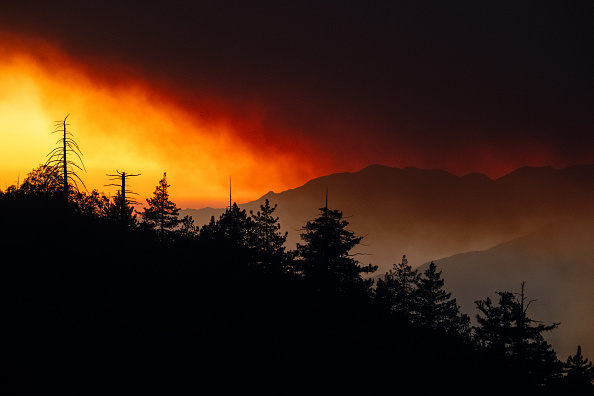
[181,164,594,357]
[182,164,594,272]
[430,214,594,359]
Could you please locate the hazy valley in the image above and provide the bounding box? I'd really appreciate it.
[182,164,594,357]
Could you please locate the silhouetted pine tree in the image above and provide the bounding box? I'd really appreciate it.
[474,283,562,387]
[176,215,198,239]
[412,262,470,337]
[563,345,594,391]
[106,171,141,227]
[514,283,561,381]
[198,216,219,241]
[197,203,255,267]
[217,202,254,246]
[296,205,377,295]
[140,172,181,240]
[474,291,516,354]
[106,190,137,227]
[250,199,289,273]
[375,254,420,319]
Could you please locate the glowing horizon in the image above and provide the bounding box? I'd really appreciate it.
[2,32,592,210]
[0,35,329,208]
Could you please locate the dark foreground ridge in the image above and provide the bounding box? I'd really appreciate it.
[2,174,592,394]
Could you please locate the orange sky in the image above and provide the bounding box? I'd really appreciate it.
[0,34,334,208]
[1,12,593,210]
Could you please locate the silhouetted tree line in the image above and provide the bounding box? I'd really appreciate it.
[1,127,592,393]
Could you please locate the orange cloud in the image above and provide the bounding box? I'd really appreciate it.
[3,31,585,213]
[0,33,329,208]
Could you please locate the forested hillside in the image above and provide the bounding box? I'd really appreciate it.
[181,164,594,271]
[2,165,592,393]
[431,215,594,359]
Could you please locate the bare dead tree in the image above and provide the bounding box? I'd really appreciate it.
[513,281,559,360]
[106,170,141,225]
[45,114,86,204]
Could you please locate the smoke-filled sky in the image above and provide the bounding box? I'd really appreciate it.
[0,1,592,207]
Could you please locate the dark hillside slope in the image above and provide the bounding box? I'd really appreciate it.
[431,213,594,358]
[0,195,531,393]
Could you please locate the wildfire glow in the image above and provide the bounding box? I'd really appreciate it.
[0,34,325,208]
[2,32,585,211]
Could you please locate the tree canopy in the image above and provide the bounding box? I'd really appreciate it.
[474,282,562,387]
[250,198,290,273]
[140,172,181,239]
[375,254,419,319]
[296,205,377,295]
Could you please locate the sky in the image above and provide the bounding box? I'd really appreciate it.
[0,1,593,208]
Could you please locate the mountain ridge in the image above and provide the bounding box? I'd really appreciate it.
[181,164,594,270]
[429,213,594,359]
[181,164,594,357]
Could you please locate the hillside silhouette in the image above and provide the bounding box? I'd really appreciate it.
[2,166,590,393]
[181,164,594,363]
[4,124,594,395]
[431,213,594,359]
[182,164,594,270]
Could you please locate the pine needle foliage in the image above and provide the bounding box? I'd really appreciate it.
[296,205,377,295]
[250,198,289,272]
[376,255,420,317]
[140,172,181,239]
